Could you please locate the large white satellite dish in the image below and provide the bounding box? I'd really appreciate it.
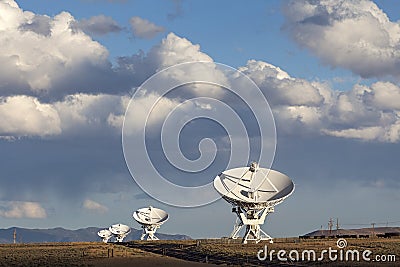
[133,206,169,240]
[213,162,294,244]
[109,223,131,242]
[97,229,113,243]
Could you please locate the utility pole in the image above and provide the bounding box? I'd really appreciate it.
[328,218,333,236]
[336,218,340,235]
[371,223,375,238]
[13,228,16,244]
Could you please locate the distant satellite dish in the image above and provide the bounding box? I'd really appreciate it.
[109,224,131,242]
[97,229,113,243]
[213,162,294,244]
[133,206,169,240]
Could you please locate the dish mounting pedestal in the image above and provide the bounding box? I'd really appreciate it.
[230,205,275,244]
[140,224,160,240]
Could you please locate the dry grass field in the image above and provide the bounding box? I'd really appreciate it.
[126,237,400,266]
[0,242,216,267]
[0,238,398,266]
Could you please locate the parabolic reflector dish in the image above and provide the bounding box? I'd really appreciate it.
[133,206,169,240]
[213,166,294,206]
[213,163,295,244]
[97,229,113,243]
[98,229,112,238]
[109,223,131,242]
[109,223,131,235]
[133,206,169,226]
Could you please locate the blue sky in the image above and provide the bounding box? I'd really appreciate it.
[0,0,400,239]
[16,0,382,82]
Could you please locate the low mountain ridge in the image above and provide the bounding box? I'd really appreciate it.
[0,227,191,243]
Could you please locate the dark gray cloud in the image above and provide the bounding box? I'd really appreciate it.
[71,15,122,36]
[167,0,184,21]
[0,135,131,203]
[19,15,51,36]
[129,16,165,39]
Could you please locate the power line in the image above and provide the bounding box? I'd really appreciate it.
[321,219,400,229]
[342,220,400,226]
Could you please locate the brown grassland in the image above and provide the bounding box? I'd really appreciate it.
[0,237,398,266]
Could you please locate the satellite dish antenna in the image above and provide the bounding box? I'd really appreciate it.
[213,162,294,244]
[109,223,131,242]
[133,206,169,240]
[97,229,113,243]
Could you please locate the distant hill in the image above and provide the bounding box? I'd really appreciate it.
[302,227,400,238]
[0,227,191,243]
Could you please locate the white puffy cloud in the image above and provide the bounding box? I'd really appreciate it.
[237,59,400,143]
[0,5,399,145]
[0,0,110,95]
[149,32,213,69]
[368,82,400,110]
[82,199,108,213]
[239,60,328,106]
[0,30,229,138]
[54,93,124,134]
[0,201,47,218]
[117,33,228,98]
[117,32,214,76]
[0,93,126,138]
[2,60,400,143]
[0,95,61,137]
[283,0,400,78]
[130,16,164,39]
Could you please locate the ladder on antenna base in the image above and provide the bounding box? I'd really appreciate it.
[141,225,160,240]
[230,205,274,244]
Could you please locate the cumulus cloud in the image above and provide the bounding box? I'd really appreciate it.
[82,199,108,213]
[0,201,47,218]
[1,1,400,145]
[0,0,111,96]
[54,93,125,135]
[368,82,400,110]
[0,32,227,139]
[115,33,227,98]
[72,15,122,36]
[0,95,61,137]
[239,60,328,106]
[150,32,213,68]
[0,33,399,143]
[238,59,400,143]
[0,93,127,138]
[283,0,400,78]
[130,16,164,39]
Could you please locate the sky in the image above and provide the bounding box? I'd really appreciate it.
[0,0,400,239]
